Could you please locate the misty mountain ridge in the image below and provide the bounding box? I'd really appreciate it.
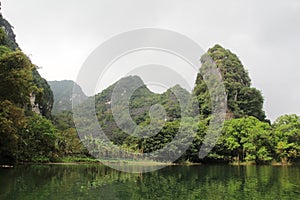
[50,75,191,115]
[48,80,88,114]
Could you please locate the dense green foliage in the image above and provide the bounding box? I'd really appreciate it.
[0,10,53,118]
[0,6,298,165]
[0,50,34,109]
[0,100,26,163]
[32,69,54,118]
[0,11,86,164]
[18,114,58,162]
[73,74,300,164]
[194,45,266,121]
[272,114,300,164]
[51,110,88,157]
[77,76,196,160]
[206,117,273,164]
[69,45,294,164]
[0,51,59,163]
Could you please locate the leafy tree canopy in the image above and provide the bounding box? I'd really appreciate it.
[194,44,266,121]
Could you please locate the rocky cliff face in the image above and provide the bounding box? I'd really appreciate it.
[0,5,54,118]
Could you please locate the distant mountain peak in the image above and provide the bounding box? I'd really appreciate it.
[48,80,87,114]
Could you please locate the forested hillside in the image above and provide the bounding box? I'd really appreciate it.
[0,8,85,164]
[194,44,266,121]
[0,3,299,165]
[0,39,57,163]
[72,45,300,164]
[48,80,87,114]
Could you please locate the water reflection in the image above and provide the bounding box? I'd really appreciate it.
[0,164,299,199]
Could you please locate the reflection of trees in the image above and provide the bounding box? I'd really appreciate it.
[0,165,299,199]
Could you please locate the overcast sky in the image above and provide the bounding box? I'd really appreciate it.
[2,0,300,121]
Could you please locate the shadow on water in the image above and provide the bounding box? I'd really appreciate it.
[0,164,300,199]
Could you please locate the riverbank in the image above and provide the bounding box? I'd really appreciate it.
[229,161,295,166]
[7,156,174,167]
[3,156,299,167]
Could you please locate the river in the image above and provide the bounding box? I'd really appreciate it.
[0,164,299,199]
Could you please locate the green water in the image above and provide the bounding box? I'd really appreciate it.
[0,164,299,200]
